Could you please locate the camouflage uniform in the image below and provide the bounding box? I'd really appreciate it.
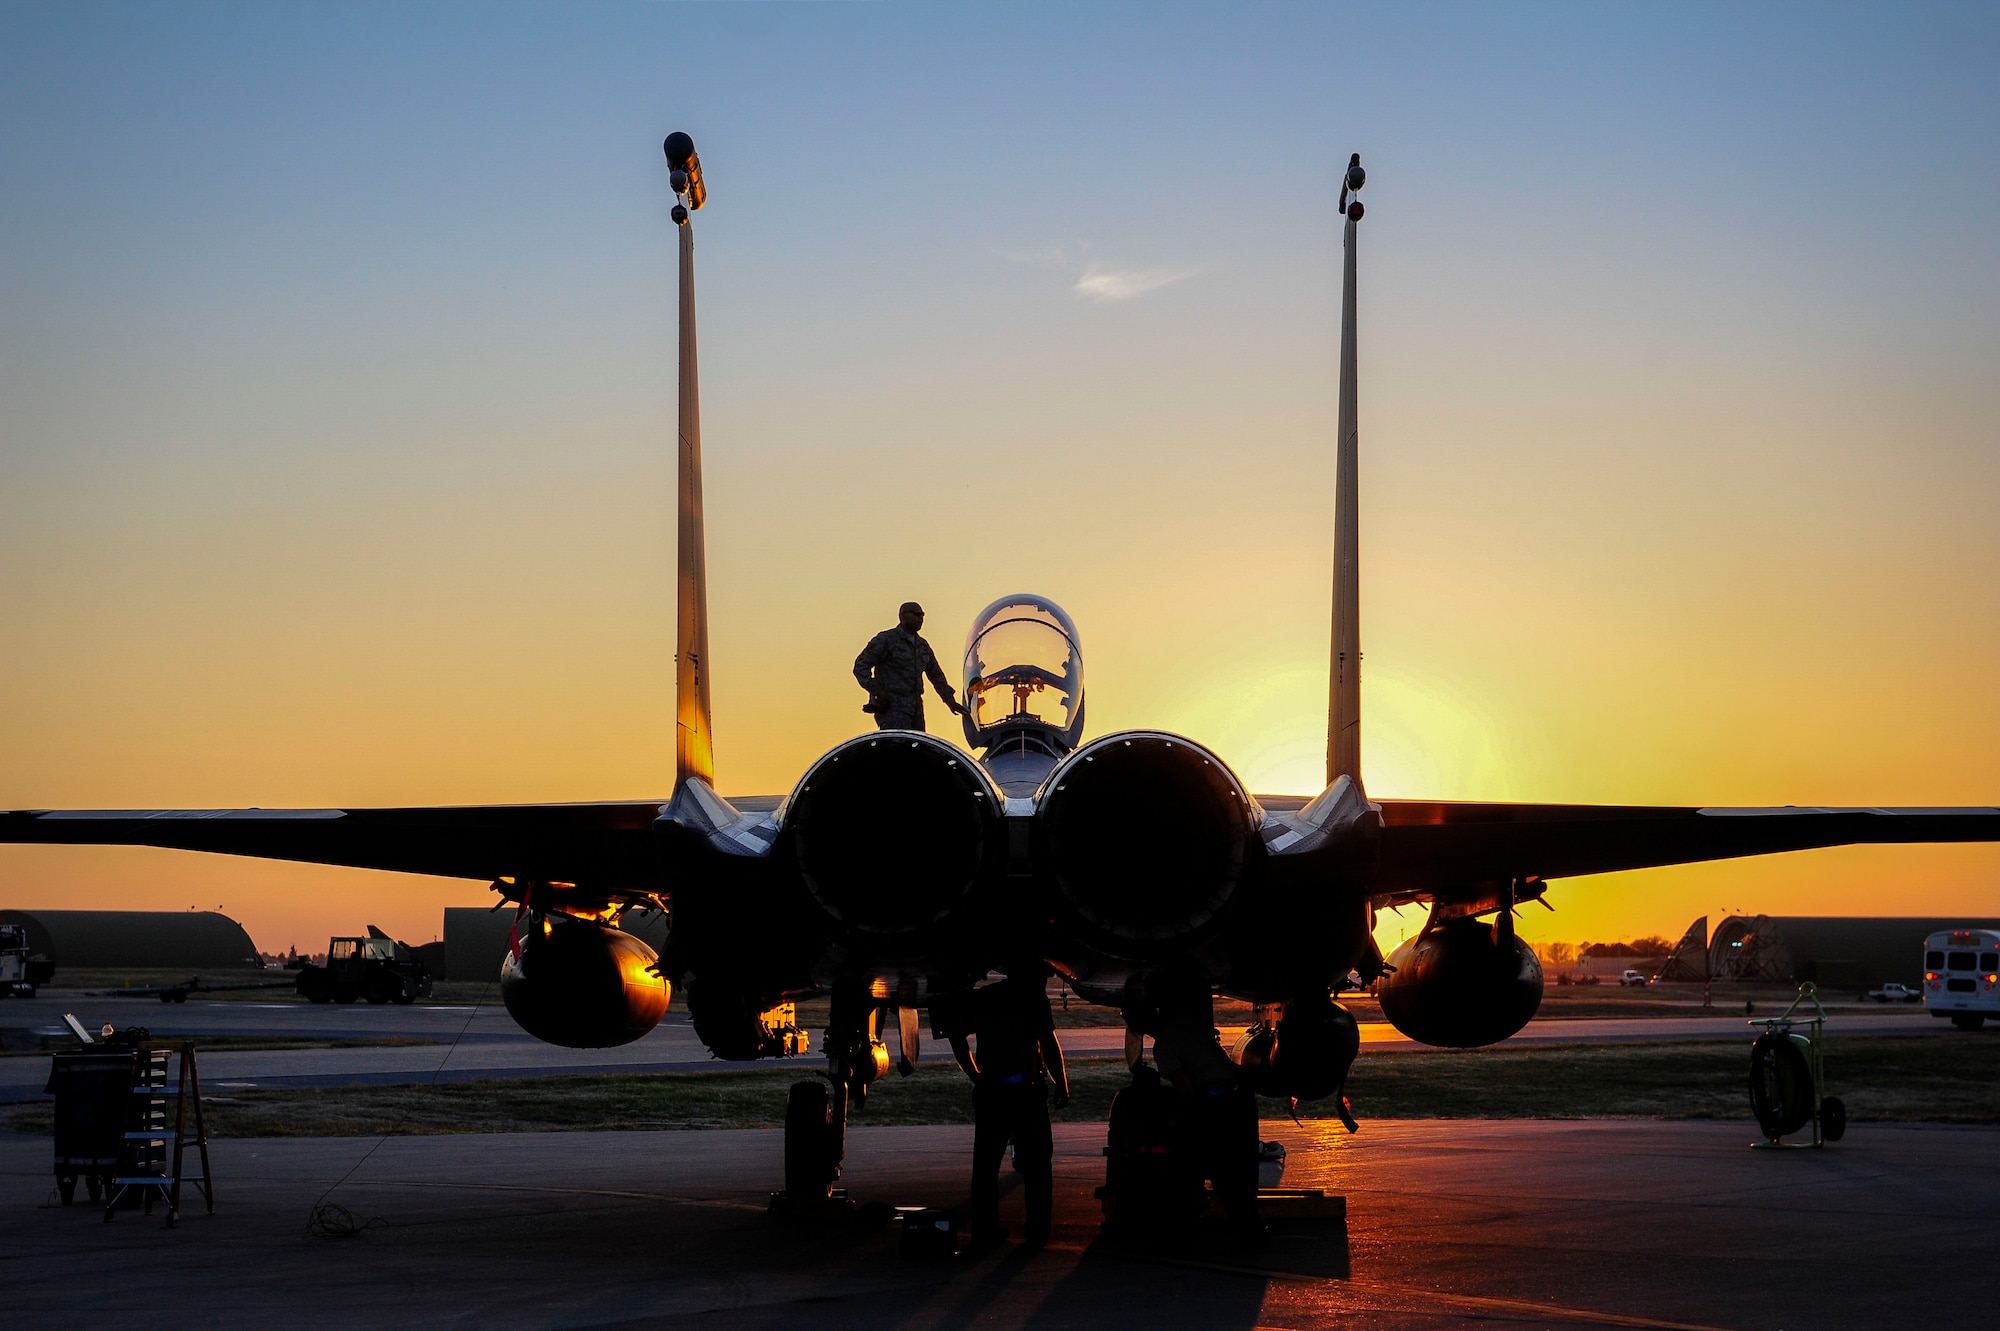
[853,627,958,731]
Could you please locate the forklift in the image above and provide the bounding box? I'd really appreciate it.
[294,926,433,1005]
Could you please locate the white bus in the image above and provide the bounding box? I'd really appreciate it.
[1925,928,2000,1031]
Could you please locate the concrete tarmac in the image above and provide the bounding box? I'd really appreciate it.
[0,991,1946,1102]
[1,1116,1988,1330]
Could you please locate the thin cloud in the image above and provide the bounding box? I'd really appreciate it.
[1074,263,1195,303]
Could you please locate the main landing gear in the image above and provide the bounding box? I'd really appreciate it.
[775,981,889,1215]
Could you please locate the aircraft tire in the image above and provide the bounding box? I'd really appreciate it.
[1748,1031,1813,1139]
[784,1080,834,1200]
[1951,1013,1985,1031]
[1820,1096,1847,1142]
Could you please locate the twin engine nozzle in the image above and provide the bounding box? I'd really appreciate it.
[783,730,1258,961]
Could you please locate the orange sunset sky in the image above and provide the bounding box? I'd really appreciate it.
[3,6,1998,960]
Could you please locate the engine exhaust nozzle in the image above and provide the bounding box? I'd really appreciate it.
[1038,732,1255,960]
[785,732,999,941]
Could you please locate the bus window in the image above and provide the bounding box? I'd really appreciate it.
[1926,950,1945,969]
[1982,952,1998,971]
[1948,953,1975,971]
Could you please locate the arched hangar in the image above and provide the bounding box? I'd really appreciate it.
[0,909,264,971]
[1690,914,2000,989]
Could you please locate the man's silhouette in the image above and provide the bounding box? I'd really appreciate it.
[944,970,1070,1249]
[853,601,963,731]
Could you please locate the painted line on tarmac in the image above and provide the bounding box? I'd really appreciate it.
[332,1177,767,1212]
[1129,1253,1737,1331]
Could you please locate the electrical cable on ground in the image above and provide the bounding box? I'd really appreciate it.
[304,978,494,1238]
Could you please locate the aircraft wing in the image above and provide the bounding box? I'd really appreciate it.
[1369,800,2000,897]
[0,801,688,891]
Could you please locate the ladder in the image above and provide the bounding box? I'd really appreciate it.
[105,1041,213,1224]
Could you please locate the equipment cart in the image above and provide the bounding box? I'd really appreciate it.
[1747,982,1847,1148]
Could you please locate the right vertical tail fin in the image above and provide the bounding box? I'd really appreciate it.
[1327,154,1365,791]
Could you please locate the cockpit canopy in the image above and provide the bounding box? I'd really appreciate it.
[961,594,1086,753]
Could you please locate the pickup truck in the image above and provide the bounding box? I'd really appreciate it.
[1618,969,1649,987]
[1866,982,1922,1003]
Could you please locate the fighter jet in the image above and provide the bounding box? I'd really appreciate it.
[8,139,1998,1185]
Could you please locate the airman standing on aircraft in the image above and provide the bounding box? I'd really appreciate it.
[853,601,964,731]
[945,969,1070,1249]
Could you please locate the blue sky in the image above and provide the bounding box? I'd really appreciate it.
[3,3,1997,950]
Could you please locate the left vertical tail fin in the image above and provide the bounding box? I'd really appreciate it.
[669,134,715,788]
[1327,153,1365,791]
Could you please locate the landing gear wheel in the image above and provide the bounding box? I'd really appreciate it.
[58,1174,76,1205]
[1951,1013,1985,1031]
[86,1174,104,1202]
[783,1081,835,1201]
[1820,1095,1847,1142]
[392,991,416,1005]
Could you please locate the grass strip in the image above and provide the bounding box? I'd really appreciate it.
[4,1034,1992,1138]
[1,1036,444,1057]
[0,1035,445,1057]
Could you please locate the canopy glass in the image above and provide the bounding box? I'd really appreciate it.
[960,594,1084,749]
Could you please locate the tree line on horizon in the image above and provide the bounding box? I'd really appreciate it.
[1533,938,1675,968]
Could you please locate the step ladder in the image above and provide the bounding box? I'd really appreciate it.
[105,1041,213,1224]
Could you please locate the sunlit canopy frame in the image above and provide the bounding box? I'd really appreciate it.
[960,593,1086,753]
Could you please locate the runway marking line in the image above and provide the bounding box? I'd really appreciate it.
[1124,1253,1737,1331]
[335,1177,766,1212]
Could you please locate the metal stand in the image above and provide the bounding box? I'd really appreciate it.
[106,1041,213,1223]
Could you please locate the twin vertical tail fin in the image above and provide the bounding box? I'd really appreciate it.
[670,142,1355,800]
[1326,154,1364,792]
[670,135,715,789]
